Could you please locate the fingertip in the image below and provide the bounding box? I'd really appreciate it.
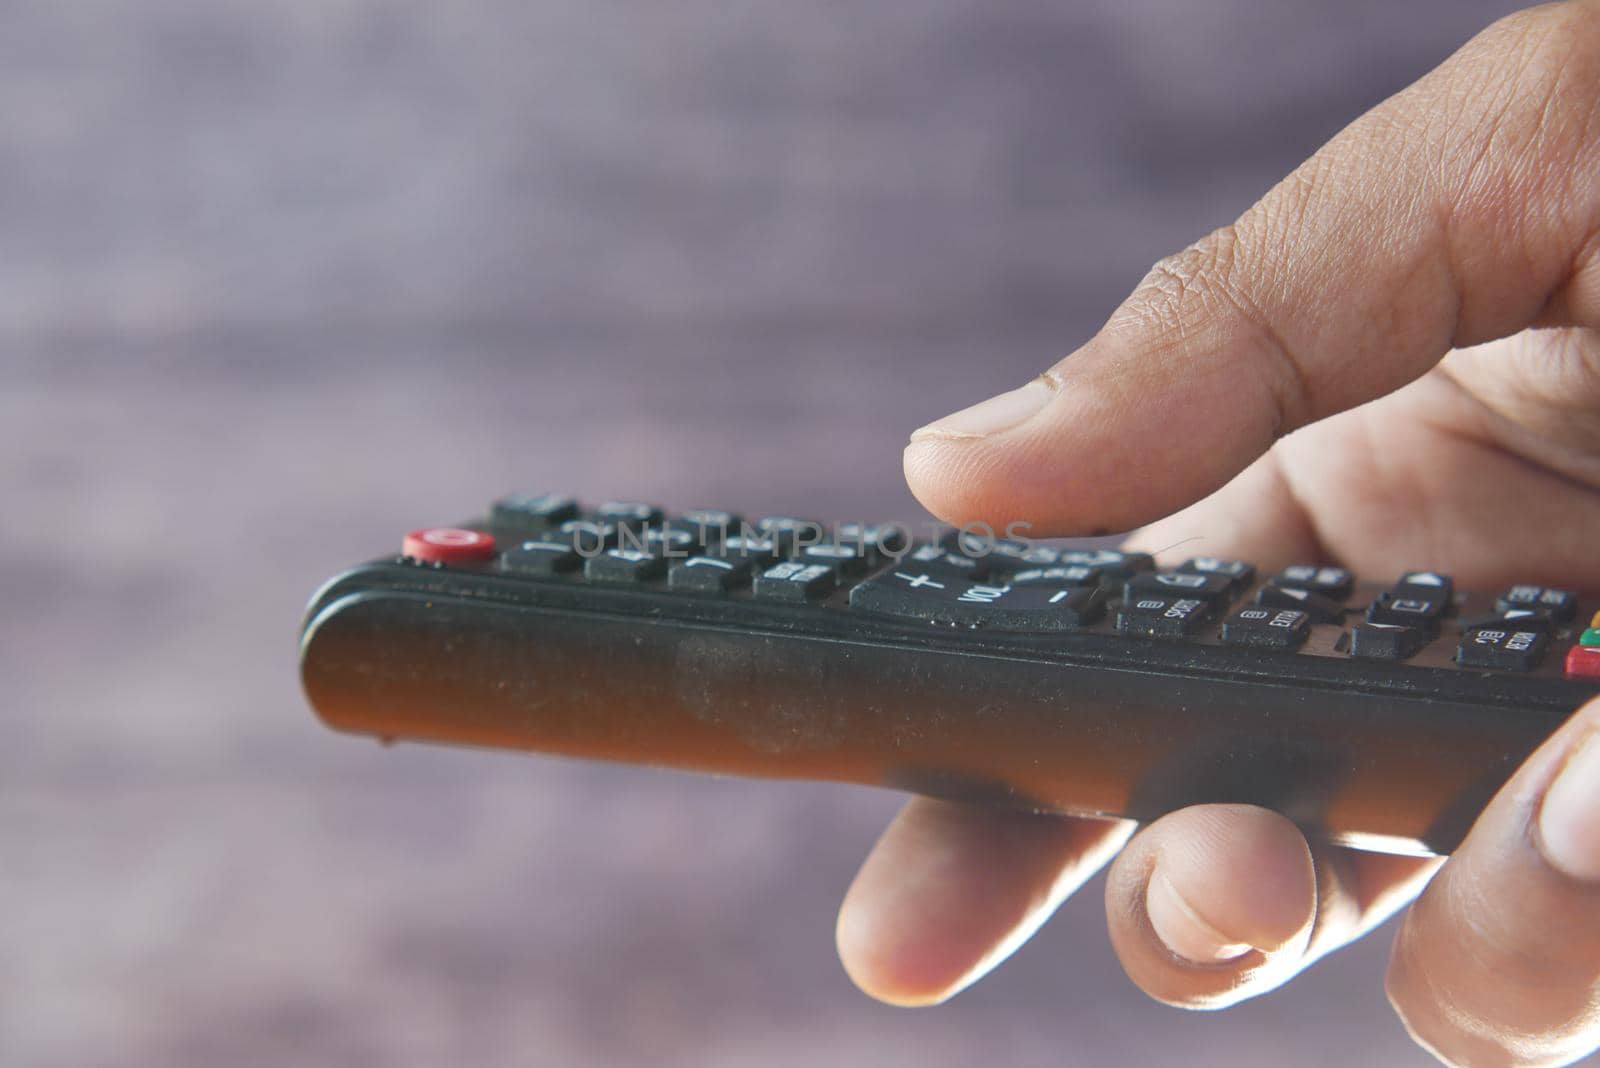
[1151,805,1318,957]
[836,801,1132,1007]
[1106,805,1318,1008]
[834,869,976,1008]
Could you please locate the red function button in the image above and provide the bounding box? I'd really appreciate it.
[1565,645,1600,681]
[402,527,496,564]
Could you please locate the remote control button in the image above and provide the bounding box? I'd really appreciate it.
[594,501,664,532]
[1456,624,1547,672]
[946,533,1060,572]
[1580,628,1600,647]
[903,542,987,579]
[500,538,583,576]
[756,516,827,554]
[1348,622,1430,660]
[584,548,668,585]
[1394,571,1454,602]
[1461,609,1557,633]
[1255,583,1345,623]
[836,523,912,562]
[754,561,838,602]
[668,510,744,547]
[1367,592,1449,630]
[1056,548,1154,581]
[556,518,621,554]
[638,527,698,558]
[849,574,1105,630]
[1118,595,1209,638]
[668,554,755,594]
[1179,557,1257,592]
[491,493,579,527]
[1220,607,1310,650]
[1495,585,1578,622]
[1009,564,1100,587]
[1566,645,1600,680]
[715,534,779,567]
[1592,610,1600,629]
[401,527,497,564]
[1275,565,1353,600]
[679,508,741,529]
[1125,571,1234,616]
[798,542,873,575]
[1505,608,1554,629]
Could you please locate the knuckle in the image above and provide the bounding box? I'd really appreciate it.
[1133,225,1248,326]
[1123,224,1315,434]
[1457,3,1600,152]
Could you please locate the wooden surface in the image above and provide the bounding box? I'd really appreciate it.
[2,2,1537,1065]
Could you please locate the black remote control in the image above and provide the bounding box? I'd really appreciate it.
[298,495,1600,856]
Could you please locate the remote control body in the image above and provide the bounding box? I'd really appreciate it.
[299,498,1600,856]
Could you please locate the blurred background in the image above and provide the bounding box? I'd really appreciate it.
[2,2,1539,1065]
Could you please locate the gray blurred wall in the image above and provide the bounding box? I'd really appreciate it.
[2,3,1541,1066]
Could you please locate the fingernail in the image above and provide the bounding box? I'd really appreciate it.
[1145,870,1254,964]
[909,377,1056,443]
[1538,730,1600,882]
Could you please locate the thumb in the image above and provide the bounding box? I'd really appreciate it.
[907,1,1600,536]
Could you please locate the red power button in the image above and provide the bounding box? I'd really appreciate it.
[402,527,497,564]
[1566,645,1600,681]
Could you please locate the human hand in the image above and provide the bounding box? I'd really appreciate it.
[837,5,1600,1065]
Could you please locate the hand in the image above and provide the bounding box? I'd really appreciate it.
[835,5,1600,1065]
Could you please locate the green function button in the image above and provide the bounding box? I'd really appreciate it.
[1580,628,1600,647]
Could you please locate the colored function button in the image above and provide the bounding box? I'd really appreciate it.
[491,493,579,527]
[1495,584,1578,621]
[1580,628,1600,647]
[1220,607,1310,650]
[849,574,1105,630]
[1275,565,1353,600]
[1565,645,1600,680]
[1456,624,1547,672]
[1118,595,1209,638]
[1255,583,1343,623]
[402,527,496,564]
[1348,622,1430,661]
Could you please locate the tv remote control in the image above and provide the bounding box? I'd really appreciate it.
[299,496,1600,856]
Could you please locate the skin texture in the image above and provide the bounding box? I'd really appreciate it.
[836,4,1600,1065]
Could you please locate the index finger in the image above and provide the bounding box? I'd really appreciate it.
[905,1,1600,535]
